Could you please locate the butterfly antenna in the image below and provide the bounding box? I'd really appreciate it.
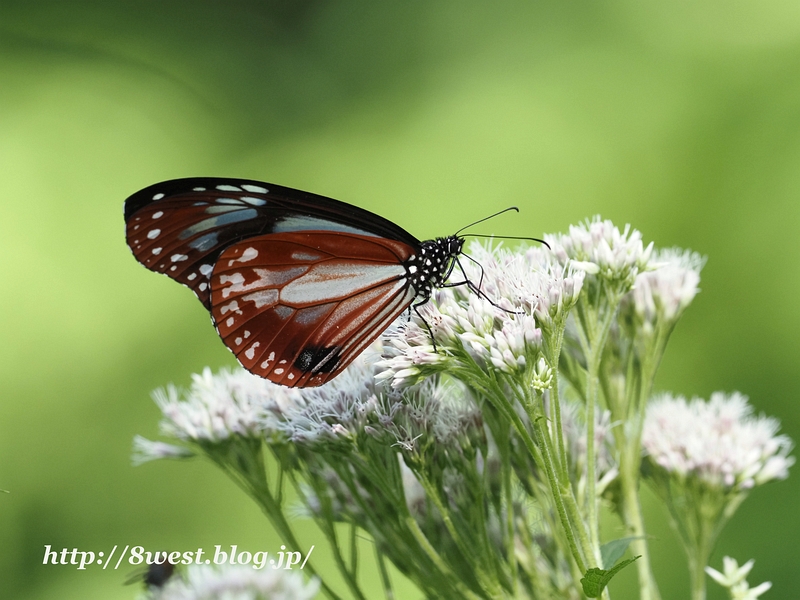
[454,206,519,236]
[462,233,551,250]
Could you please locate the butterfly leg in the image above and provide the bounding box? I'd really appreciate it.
[411,295,438,352]
[442,257,522,315]
[460,252,486,292]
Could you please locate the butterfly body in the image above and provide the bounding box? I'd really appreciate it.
[125,178,465,387]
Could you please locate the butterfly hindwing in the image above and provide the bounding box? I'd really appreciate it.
[124,178,420,308]
[210,231,418,387]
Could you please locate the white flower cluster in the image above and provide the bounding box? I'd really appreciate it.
[131,435,194,465]
[643,392,794,489]
[625,247,705,327]
[144,343,484,458]
[154,367,283,443]
[148,563,319,600]
[459,244,586,329]
[547,217,653,283]
[706,557,772,600]
[377,241,581,388]
[270,349,384,444]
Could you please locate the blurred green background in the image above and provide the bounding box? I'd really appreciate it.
[1,1,799,598]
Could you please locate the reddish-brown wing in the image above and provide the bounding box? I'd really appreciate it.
[210,231,418,387]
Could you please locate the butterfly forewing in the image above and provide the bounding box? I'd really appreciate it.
[124,178,419,307]
[125,196,254,306]
[210,231,418,387]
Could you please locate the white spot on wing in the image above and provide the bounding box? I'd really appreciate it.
[292,250,323,261]
[238,247,258,262]
[152,193,165,200]
[152,247,162,255]
[235,337,242,345]
[206,205,243,214]
[227,246,260,266]
[219,272,245,293]
[180,209,258,237]
[193,187,206,191]
[242,289,278,309]
[216,184,242,192]
[219,267,308,299]
[288,373,295,380]
[225,317,234,327]
[274,368,284,375]
[199,264,213,276]
[260,352,275,369]
[147,229,160,239]
[199,282,207,291]
[152,211,163,219]
[189,233,219,252]
[244,342,260,360]
[220,300,240,315]
[171,254,188,262]
[240,196,267,206]
[241,184,268,193]
[187,273,197,281]
[274,215,374,237]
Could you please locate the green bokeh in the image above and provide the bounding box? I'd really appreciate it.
[1,1,798,598]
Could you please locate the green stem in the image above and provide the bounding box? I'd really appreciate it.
[559,475,597,573]
[249,492,339,598]
[500,435,518,596]
[304,474,367,600]
[329,524,367,600]
[415,473,504,598]
[404,516,484,600]
[211,440,341,600]
[580,288,622,566]
[479,407,515,593]
[375,548,395,600]
[585,364,600,559]
[349,523,358,578]
[619,445,661,600]
[612,330,667,600]
[494,380,592,575]
[688,544,708,600]
[531,416,588,574]
[546,323,569,482]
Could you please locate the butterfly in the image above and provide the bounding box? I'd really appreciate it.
[124,178,514,388]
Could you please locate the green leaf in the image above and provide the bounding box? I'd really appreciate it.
[580,556,641,598]
[600,537,641,569]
